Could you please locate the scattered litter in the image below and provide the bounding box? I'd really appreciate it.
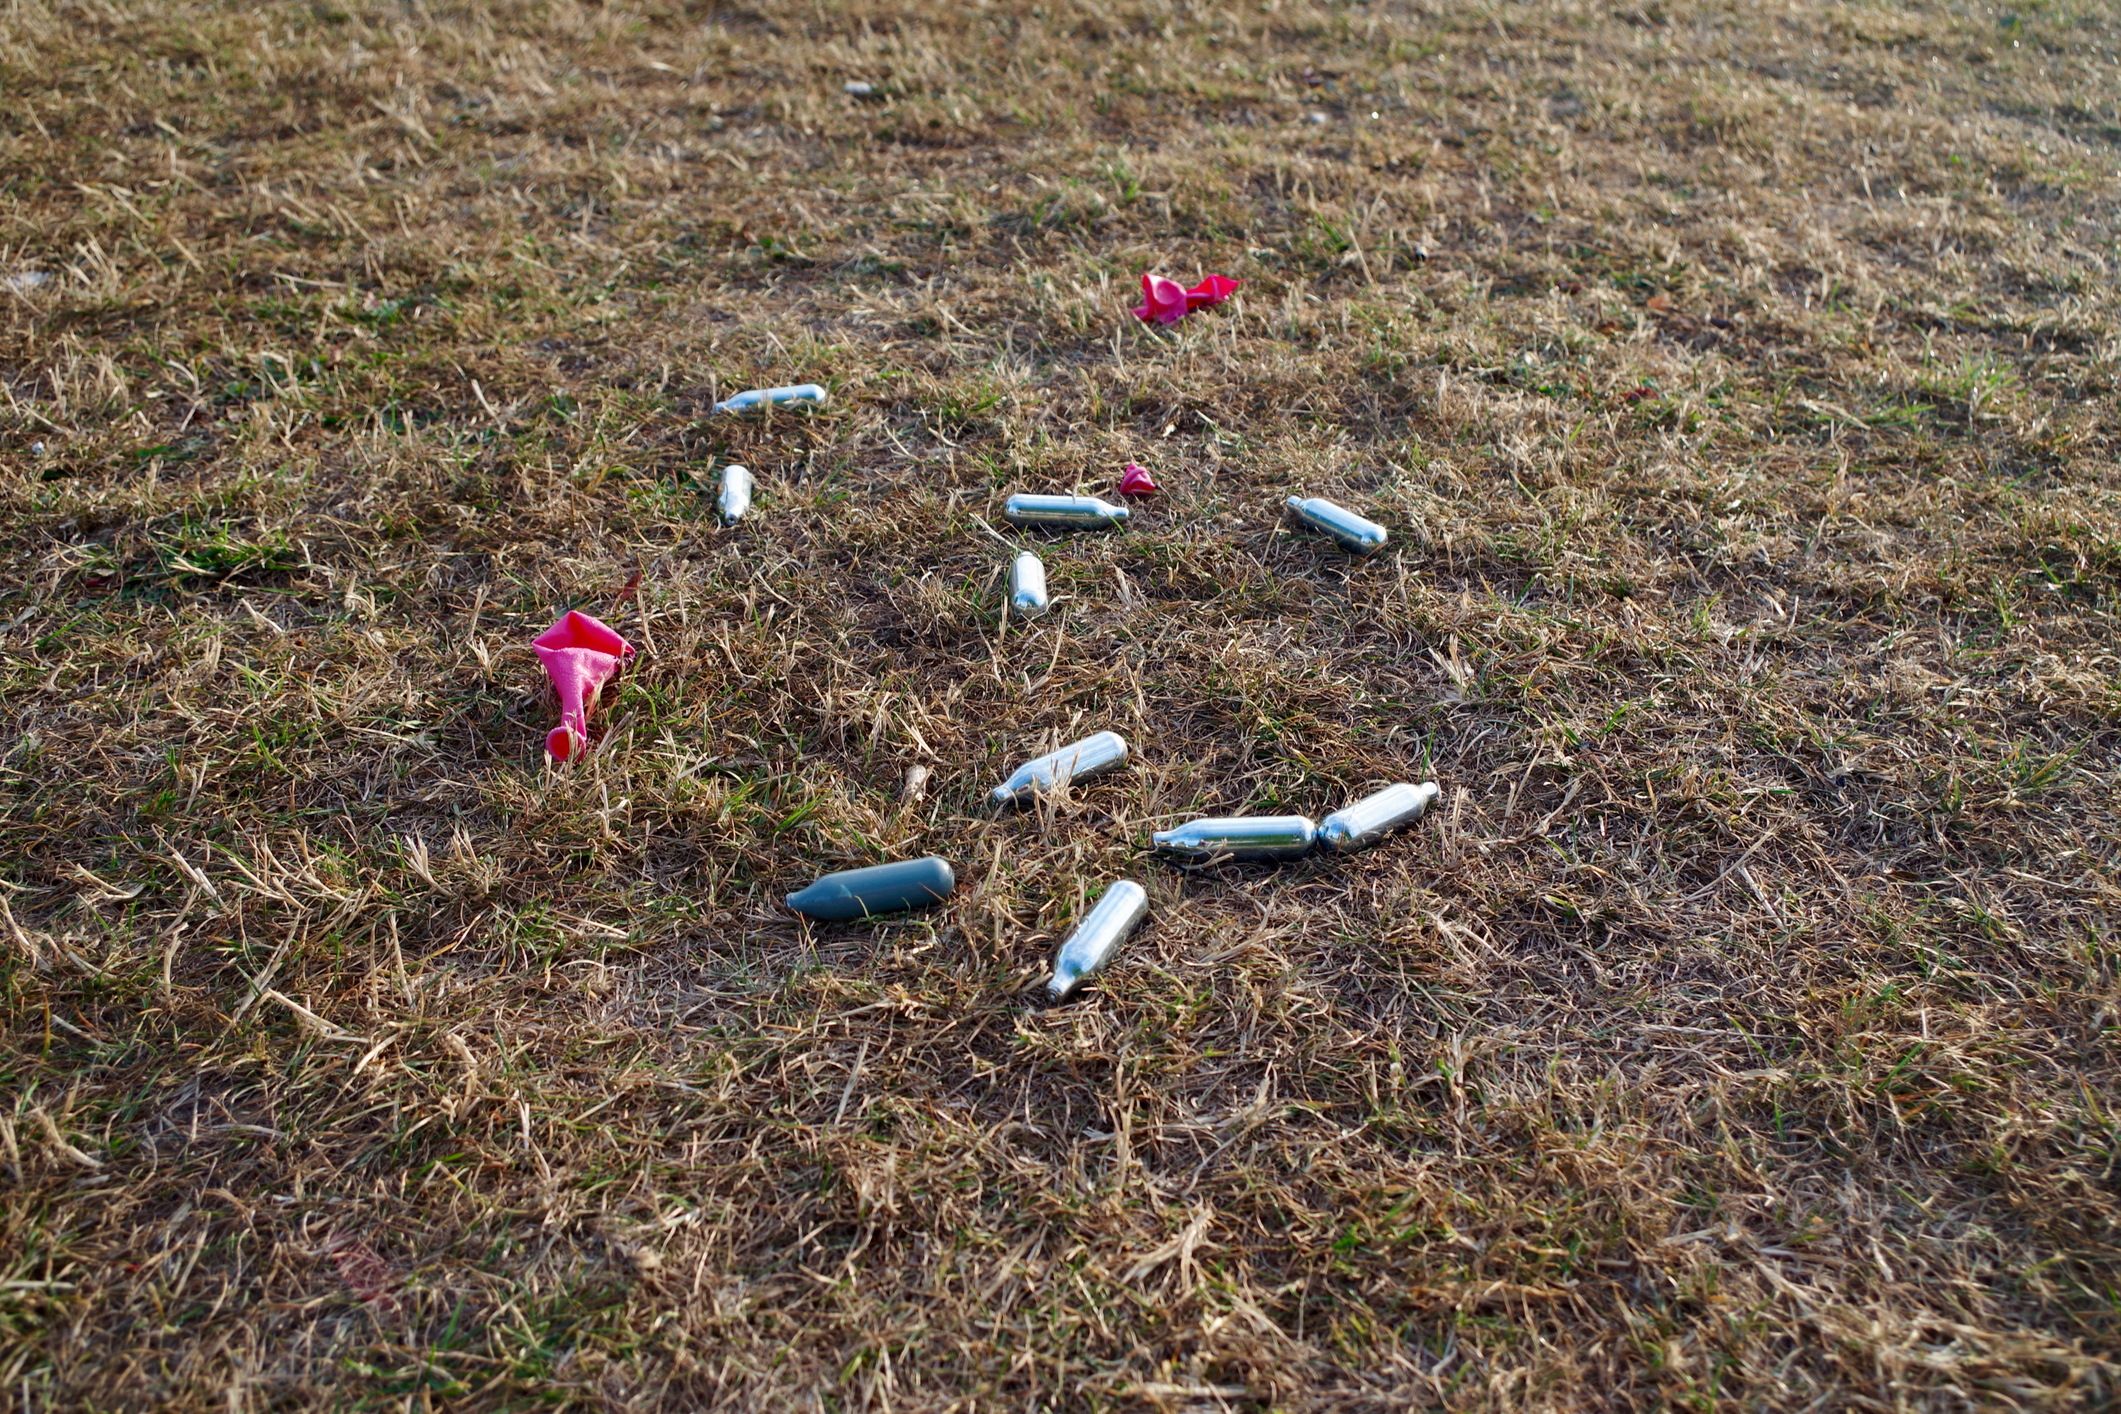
[1131,273,1241,326]
[1009,549,1050,618]
[1307,111,1329,125]
[4,271,50,294]
[1152,815,1317,863]
[902,764,931,802]
[1003,493,1130,530]
[992,730,1129,805]
[786,856,956,920]
[534,610,635,763]
[1047,880,1148,1002]
[715,463,753,522]
[30,442,45,456]
[1118,463,1158,497]
[844,80,875,97]
[1318,781,1439,853]
[1285,495,1388,554]
[714,383,826,414]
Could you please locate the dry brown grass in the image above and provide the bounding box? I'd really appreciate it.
[2,0,2119,1406]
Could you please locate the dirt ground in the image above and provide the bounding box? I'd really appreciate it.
[2,0,2119,1407]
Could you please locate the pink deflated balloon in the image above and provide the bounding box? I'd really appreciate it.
[1133,274,1191,325]
[534,610,635,762]
[1132,273,1241,325]
[1119,463,1159,496]
[1184,274,1240,310]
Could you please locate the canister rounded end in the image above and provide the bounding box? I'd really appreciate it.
[1318,820,1356,852]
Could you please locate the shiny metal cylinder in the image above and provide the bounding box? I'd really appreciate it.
[786,856,956,921]
[1153,815,1317,863]
[714,383,827,414]
[1003,494,1130,530]
[1318,781,1440,853]
[715,464,753,522]
[1286,496,1388,554]
[1009,550,1050,618]
[1048,880,1148,1002]
[990,730,1129,806]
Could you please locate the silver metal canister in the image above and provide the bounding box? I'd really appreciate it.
[1318,781,1440,853]
[1048,880,1149,1001]
[714,383,827,414]
[990,730,1129,805]
[715,464,753,522]
[1285,496,1388,553]
[1003,494,1130,530]
[1151,815,1318,863]
[1009,550,1050,618]
[785,856,956,921]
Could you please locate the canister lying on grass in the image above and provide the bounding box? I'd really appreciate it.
[1047,880,1149,1001]
[1009,550,1050,618]
[714,383,827,414]
[716,464,753,523]
[786,857,957,921]
[1285,495,1388,554]
[1319,781,1440,853]
[1003,494,1130,530]
[1152,815,1318,863]
[991,731,1130,805]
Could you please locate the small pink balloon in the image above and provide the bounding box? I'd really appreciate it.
[1184,274,1240,310]
[533,610,635,762]
[1132,272,1241,325]
[1119,463,1159,497]
[1132,273,1190,325]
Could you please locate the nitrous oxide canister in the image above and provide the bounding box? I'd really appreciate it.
[714,383,827,414]
[1003,494,1130,530]
[1317,781,1440,853]
[715,464,753,523]
[990,731,1129,805]
[785,857,957,921]
[1151,815,1318,863]
[1285,495,1388,553]
[1047,880,1149,1001]
[1009,550,1050,618]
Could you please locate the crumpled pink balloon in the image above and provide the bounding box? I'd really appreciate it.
[1119,462,1159,496]
[1184,274,1240,310]
[1132,273,1241,325]
[534,610,635,762]
[1134,275,1191,325]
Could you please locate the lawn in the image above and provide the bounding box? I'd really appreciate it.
[2,0,2119,1407]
